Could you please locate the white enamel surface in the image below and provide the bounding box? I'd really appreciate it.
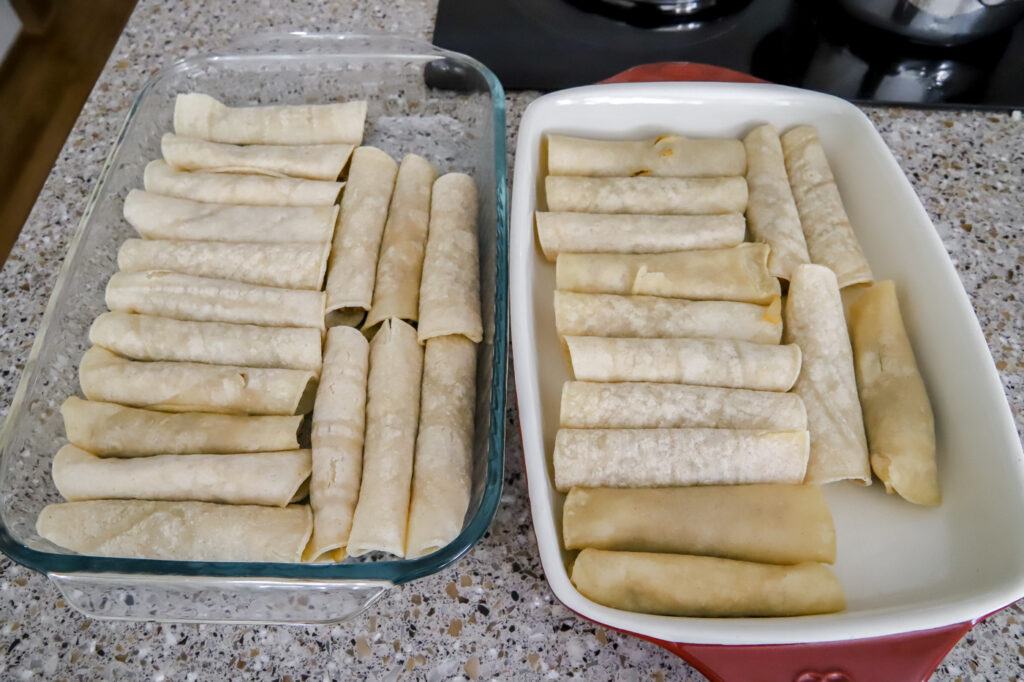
[509,82,1024,645]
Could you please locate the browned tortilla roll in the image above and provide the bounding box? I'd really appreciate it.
[744,124,810,280]
[174,93,366,145]
[89,312,322,372]
[781,126,873,288]
[535,212,745,261]
[324,146,399,326]
[554,292,782,344]
[123,190,337,243]
[161,133,354,180]
[37,499,312,562]
[79,346,317,416]
[571,550,845,617]
[547,134,746,177]
[849,281,940,505]
[559,382,806,431]
[545,175,747,215]
[304,326,370,562]
[418,173,483,343]
[563,485,835,564]
[144,160,343,207]
[60,397,301,456]
[784,264,870,485]
[116,239,329,290]
[564,336,801,391]
[364,153,437,330]
[553,428,810,490]
[555,244,780,304]
[406,335,478,559]
[346,319,424,557]
[52,445,311,507]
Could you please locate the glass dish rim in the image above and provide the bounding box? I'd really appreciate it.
[0,32,509,584]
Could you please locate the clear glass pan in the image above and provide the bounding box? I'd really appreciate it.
[0,33,508,624]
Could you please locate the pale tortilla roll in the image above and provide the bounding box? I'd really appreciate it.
[554,292,782,344]
[744,124,810,280]
[571,550,844,617]
[89,312,322,372]
[564,336,801,391]
[406,335,478,559]
[535,212,745,261]
[346,319,424,557]
[61,397,301,456]
[117,239,329,290]
[547,134,746,177]
[123,190,337,243]
[559,382,807,431]
[52,444,311,507]
[364,154,437,330]
[545,176,747,215]
[37,499,312,562]
[144,160,342,207]
[305,326,369,563]
[161,133,354,180]
[324,146,399,326]
[553,428,810,490]
[849,281,940,505]
[106,271,325,330]
[174,93,366,145]
[556,243,780,305]
[784,264,870,485]
[79,346,317,416]
[563,485,835,564]
[418,173,483,343]
[781,126,873,287]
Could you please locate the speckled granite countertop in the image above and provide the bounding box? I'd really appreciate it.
[1,1,1022,679]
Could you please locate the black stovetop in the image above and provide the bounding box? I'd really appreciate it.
[433,0,1024,109]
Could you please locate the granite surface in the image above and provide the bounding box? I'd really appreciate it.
[1,0,1023,679]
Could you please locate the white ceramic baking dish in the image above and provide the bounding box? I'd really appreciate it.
[509,81,1024,680]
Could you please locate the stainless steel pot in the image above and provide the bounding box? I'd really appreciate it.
[836,0,1024,45]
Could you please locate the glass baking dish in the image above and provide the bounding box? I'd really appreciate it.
[0,33,508,624]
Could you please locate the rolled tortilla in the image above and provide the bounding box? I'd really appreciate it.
[161,133,354,180]
[324,146,399,326]
[554,291,782,344]
[346,319,424,557]
[547,134,746,177]
[89,312,322,372]
[564,336,801,391]
[559,382,806,431]
[849,281,940,505]
[406,335,478,559]
[553,428,810,490]
[79,346,317,416]
[417,173,483,343]
[743,124,810,280]
[116,239,329,290]
[37,499,312,562]
[784,264,870,485]
[535,212,745,261]
[556,243,780,305]
[174,93,366,145]
[144,160,342,207]
[781,126,873,288]
[304,326,369,563]
[52,444,311,507]
[545,176,747,215]
[61,397,301,456]
[363,153,437,330]
[123,190,337,243]
[106,271,325,330]
[571,550,844,617]
[563,485,835,564]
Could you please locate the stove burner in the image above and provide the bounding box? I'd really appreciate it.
[568,0,753,29]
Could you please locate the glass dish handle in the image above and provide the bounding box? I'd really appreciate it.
[48,572,392,624]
